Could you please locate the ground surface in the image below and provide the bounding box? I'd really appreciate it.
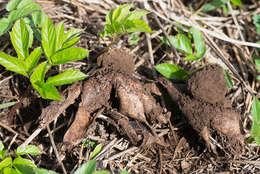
[0,0,260,173]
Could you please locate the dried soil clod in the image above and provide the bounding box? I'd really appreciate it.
[188,65,228,105]
[160,64,244,154]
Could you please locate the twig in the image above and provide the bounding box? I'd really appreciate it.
[47,125,67,174]
[0,121,26,141]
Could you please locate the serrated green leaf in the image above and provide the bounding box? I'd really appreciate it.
[16,0,34,9]
[13,157,36,174]
[16,145,42,155]
[10,19,31,60]
[30,61,48,85]
[126,19,152,33]
[55,21,65,51]
[201,0,229,12]
[51,47,89,65]
[74,160,97,174]
[231,0,242,6]
[0,141,4,152]
[116,4,132,23]
[8,2,41,24]
[6,0,21,11]
[46,69,87,86]
[25,47,42,75]
[0,52,27,76]
[63,28,82,47]
[41,13,56,60]
[0,18,10,36]
[0,101,17,110]
[33,168,58,174]
[106,9,113,25]
[126,10,149,21]
[190,27,206,59]
[93,171,110,174]
[155,63,188,80]
[222,69,233,88]
[0,157,12,171]
[41,83,62,101]
[90,144,103,160]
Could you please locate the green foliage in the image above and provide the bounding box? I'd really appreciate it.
[100,3,152,38]
[89,144,103,160]
[128,33,140,45]
[250,97,260,146]
[0,13,89,101]
[222,69,233,88]
[253,14,260,36]
[202,0,242,13]
[0,141,47,174]
[155,63,188,80]
[0,0,41,36]
[160,27,206,61]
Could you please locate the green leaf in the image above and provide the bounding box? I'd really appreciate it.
[222,69,233,88]
[25,47,42,75]
[31,11,42,27]
[160,34,193,55]
[0,141,4,152]
[90,144,103,160]
[120,171,129,174]
[74,160,97,174]
[0,18,10,36]
[3,167,17,174]
[0,150,7,160]
[0,101,17,110]
[250,97,260,146]
[30,61,48,85]
[128,33,140,45]
[13,157,36,174]
[0,157,12,171]
[155,63,188,80]
[0,52,27,76]
[93,171,110,174]
[126,19,152,34]
[55,21,65,51]
[46,69,87,86]
[41,13,56,60]
[8,2,41,24]
[190,27,206,59]
[254,58,260,72]
[62,28,82,49]
[35,83,62,101]
[253,14,260,36]
[16,0,34,9]
[201,0,229,12]
[126,10,149,21]
[33,168,58,174]
[10,19,31,60]
[258,75,260,81]
[51,47,89,65]
[231,0,242,6]
[6,0,21,11]
[16,145,42,155]
[115,4,132,23]
[251,97,260,122]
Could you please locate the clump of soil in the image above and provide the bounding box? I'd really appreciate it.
[63,48,166,147]
[188,65,228,105]
[97,48,135,74]
[160,64,244,154]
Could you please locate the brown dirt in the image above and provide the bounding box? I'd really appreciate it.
[160,64,244,154]
[97,48,135,75]
[64,48,165,147]
[188,65,229,105]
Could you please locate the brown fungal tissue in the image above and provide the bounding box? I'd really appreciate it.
[160,65,244,154]
[63,48,166,147]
